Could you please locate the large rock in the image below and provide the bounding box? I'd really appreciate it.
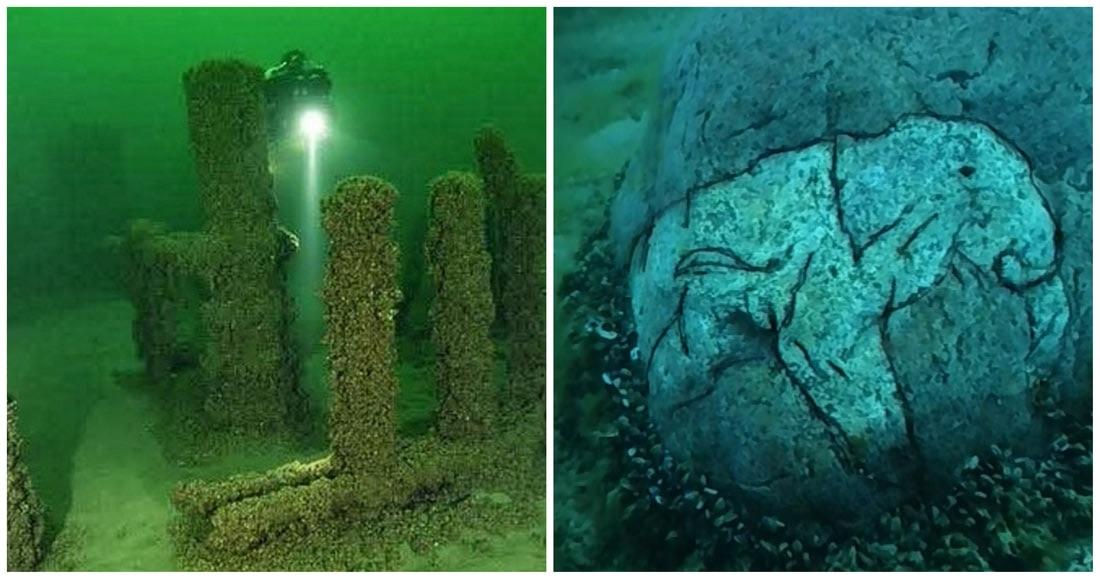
[630,116,1070,522]
[612,8,1091,405]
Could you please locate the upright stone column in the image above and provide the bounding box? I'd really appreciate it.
[427,172,496,438]
[183,60,299,433]
[504,173,547,407]
[474,127,521,328]
[474,128,546,408]
[321,177,400,473]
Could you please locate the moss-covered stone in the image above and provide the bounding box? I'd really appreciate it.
[556,226,1091,572]
[115,60,308,438]
[473,127,522,322]
[168,128,544,568]
[119,220,209,381]
[7,400,45,571]
[171,176,404,557]
[321,176,401,473]
[473,128,546,409]
[182,60,301,434]
[503,173,547,407]
[427,172,496,438]
[172,456,335,520]
[171,412,544,570]
[184,60,277,236]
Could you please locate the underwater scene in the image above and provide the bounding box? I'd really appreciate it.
[554,7,1093,572]
[8,7,546,571]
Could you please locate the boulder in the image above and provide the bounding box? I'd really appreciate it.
[612,8,1091,406]
[630,116,1069,522]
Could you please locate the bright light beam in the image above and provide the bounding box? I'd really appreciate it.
[298,109,328,141]
[296,121,325,349]
[304,129,320,254]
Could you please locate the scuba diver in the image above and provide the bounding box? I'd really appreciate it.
[263,50,333,142]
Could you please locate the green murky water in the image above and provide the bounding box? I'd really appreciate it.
[8,7,545,571]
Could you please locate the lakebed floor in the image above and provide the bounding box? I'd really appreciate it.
[9,295,545,571]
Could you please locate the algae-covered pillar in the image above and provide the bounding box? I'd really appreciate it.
[474,127,521,327]
[183,60,299,433]
[322,177,401,473]
[427,172,496,438]
[474,128,547,407]
[507,173,547,406]
[7,400,45,571]
[119,220,208,382]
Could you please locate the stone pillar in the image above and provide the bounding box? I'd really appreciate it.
[120,220,207,381]
[183,60,299,433]
[504,174,547,407]
[474,126,521,328]
[427,172,496,438]
[473,128,546,408]
[321,176,400,473]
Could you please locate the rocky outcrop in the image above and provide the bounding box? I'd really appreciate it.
[630,116,1071,523]
[612,9,1091,407]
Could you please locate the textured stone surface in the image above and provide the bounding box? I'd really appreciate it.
[630,116,1068,522]
[322,176,401,474]
[612,8,1090,225]
[427,172,497,439]
[611,9,1091,400]
[183,60,302,433]
[7,400,45,571]
[475,128,548,408]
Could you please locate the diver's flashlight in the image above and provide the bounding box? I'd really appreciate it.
[298,109,328,140]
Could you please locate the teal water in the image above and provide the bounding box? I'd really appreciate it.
[553,7,1092,572]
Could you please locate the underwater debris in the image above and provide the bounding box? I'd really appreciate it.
[110,56,545,571]
[427,172,497,439]
[7,400,46,572]
[104,59,544,571]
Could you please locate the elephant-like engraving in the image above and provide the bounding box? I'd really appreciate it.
[630,116,1068,522]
